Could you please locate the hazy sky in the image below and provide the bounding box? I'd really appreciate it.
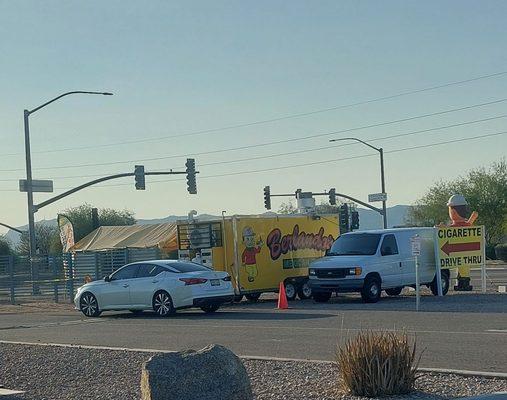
[1,0,506,233]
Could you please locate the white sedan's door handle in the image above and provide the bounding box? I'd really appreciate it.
[123,284,129,288]
[152,280,159,284]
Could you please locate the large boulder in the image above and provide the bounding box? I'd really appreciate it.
[141,344,253,400]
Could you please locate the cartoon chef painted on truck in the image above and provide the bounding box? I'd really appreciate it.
[241,226,263,282]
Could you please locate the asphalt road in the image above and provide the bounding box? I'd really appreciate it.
[1,292,506,373]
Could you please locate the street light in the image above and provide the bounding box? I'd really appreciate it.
[24,91,113,263]
[329,137,388,229]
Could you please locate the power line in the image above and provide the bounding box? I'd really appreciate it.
[2,111,506,186]
[2,129,503,192]
[2,98,506,173]
[3,112,505,181]
[2,69,507,157]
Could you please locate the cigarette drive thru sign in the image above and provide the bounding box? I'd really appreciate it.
[435,225,485,269]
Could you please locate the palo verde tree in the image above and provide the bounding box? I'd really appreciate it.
[0,235,13,256]
[17,223,60,255]
[408,159,507,248]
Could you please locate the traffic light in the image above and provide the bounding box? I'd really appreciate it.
[134,165,145,190]
[328,188,336,205]
[186,158,197,194]
[351,210,360,230]
[339,203,349,233]
[263,186,271,210]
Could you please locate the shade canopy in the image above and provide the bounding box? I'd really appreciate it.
[70,223,177,252]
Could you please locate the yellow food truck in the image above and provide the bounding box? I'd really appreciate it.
[176,214,339,301]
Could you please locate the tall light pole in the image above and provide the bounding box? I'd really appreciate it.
[329,137,388,229]
[24,91,112,265]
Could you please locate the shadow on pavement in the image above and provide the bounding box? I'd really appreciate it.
[104,309,335,321]
[233,293,507,314]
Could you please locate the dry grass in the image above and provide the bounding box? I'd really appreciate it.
[336,330,422,397]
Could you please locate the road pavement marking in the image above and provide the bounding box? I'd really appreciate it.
[6,317,504,336]
[1,340,506,379]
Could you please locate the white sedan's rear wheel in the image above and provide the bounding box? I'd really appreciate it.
[80,292,101,317]
[201,304,220,313]
[153,291,175,317]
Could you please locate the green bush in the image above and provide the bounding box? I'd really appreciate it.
[336,331,421,397]
[495,244,507,262]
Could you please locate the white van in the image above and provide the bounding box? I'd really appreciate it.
[308,228,449,303]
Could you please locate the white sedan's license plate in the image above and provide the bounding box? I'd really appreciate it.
[210,279,220,286]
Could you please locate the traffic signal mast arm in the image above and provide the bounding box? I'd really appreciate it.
[34,170,192,212]
[0,222,24,234]
[326,191,383,215]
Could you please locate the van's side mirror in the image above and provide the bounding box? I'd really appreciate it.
[104,275,111,282]
[325,249,330,256]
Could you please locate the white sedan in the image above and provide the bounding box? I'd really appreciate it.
[74,260,234,317]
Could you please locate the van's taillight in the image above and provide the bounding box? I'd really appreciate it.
[179,278,208,285]
[222,275,231,282]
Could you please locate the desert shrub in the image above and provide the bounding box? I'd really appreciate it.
[337,330,421,397]
[495,244,507,262]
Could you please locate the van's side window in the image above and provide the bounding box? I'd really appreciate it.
[380,234,399,256]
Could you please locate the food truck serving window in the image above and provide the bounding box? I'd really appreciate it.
[177,222,223,250]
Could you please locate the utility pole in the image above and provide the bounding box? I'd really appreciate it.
[23,91,113,286]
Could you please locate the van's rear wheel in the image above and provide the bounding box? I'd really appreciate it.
[430,271,450,296]
[361,277,381,303]
[313,292,332,303]
[385,287,403,296]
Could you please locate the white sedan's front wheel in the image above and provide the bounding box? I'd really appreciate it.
[80,292,101,318]
[153,291,175,317]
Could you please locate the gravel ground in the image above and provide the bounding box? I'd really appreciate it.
[1,343,506,399]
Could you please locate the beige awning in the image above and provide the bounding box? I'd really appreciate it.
[70,223,177,252]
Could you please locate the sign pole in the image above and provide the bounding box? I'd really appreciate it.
[481,228,487,293]
[411,234,422,311]
[415,254,420,311]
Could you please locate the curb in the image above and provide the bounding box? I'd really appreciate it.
[1,340,506,380]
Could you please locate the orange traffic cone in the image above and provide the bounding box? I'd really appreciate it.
[277,282,289,309]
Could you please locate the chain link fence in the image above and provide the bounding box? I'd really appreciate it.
[0,248,161,304]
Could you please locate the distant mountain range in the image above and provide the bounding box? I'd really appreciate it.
[4,205,411,247]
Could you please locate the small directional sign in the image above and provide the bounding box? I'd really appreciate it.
[411,234,421,256]
[436,226,485,269]
[368,192,387,202]
[19,179,53,193]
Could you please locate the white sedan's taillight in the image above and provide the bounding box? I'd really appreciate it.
[179,278,208,285]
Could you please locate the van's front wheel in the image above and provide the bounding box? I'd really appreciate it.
[361,277,381,303]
